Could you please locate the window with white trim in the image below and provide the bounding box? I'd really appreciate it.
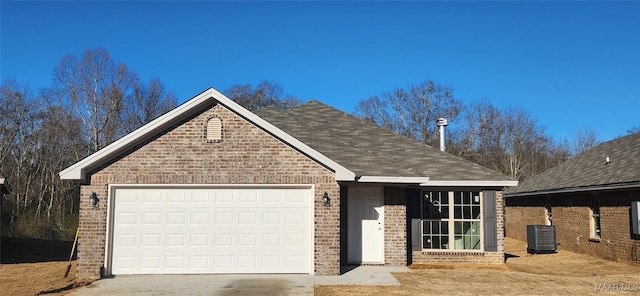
[545,204,553,226]
[422,191,482,250]
[590,196,601,239]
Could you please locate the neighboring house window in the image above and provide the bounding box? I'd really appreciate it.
[545,204,552,226]
[422,191,482,250]
[206,117,222,142]
[590,196,601,239]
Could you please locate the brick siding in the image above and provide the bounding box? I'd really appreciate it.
[505,189,640,264]
[77,103,340,280]
[384,187,407,266]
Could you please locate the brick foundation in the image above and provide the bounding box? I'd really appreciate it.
[412,251,504,264]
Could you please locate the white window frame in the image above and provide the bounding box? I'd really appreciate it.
[421,191,483,251]
[545,204,553,226]
[590,196,601,239]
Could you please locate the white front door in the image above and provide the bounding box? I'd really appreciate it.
[348,186,384,264]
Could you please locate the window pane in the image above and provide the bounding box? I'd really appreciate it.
[463,206,470,219]
[423,236,432,248]
[454,206,462,219]
[454,192,461,204]
[441,221,448,234]
[472,206,480,219]
[441,206,449,218]
[439,192,448,205]
[423,221,431,234]
[464,192,471,204]
[423,192,446,219]
[453,221,481,250]
[432,236,441,249]
[472,193,481,205]
[432,221,440,234]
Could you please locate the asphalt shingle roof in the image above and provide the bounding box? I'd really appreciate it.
[255,101,512,181]
[506,132,640,196]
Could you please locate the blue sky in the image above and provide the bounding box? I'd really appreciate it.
[2,1,639,142]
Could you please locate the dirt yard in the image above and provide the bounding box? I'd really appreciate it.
[316,238,640,295]
[0,237,80,296]
[3,237,640,295]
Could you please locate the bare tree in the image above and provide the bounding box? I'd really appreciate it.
[121,77,177,133]
[447,99,500,162]
[453,103,568,181]
[627,126,640,135]
[53,48,136,153]
[355,80,462,145]
[224,81,301,111]
[565,127,600,156]
[355,95,394,130]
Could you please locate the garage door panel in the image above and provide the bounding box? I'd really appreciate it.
[111,187,311,275]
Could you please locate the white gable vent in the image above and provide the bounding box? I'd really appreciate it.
[206,117,222,142]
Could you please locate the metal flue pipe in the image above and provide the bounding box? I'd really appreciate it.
[436,118,448,152]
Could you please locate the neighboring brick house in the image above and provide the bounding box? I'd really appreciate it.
[60,88,517,281]
[0,176,9,264]
[504,132,640,263]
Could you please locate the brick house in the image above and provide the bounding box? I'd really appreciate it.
[504,132,640,263]
[0,176,9,264]
[60,88,517,281]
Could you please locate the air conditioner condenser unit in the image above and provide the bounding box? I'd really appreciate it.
[527,225,557,254]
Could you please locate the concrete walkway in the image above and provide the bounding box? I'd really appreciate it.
[315,266,410,286]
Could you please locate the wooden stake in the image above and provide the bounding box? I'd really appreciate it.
[64,227,80,278]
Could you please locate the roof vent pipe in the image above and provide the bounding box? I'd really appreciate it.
[436,118,448,152]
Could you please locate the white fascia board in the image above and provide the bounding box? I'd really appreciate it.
[59,88,356,182]
[420,180,519,187]
[358,176,430,184]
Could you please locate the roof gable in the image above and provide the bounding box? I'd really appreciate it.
[506,132,640,196]
[59,88,355,181]
[256,101,516,186]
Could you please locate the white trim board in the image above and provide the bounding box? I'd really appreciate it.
[357,176,430,183]
[420,180,518,187]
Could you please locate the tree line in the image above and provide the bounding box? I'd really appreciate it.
[1,48,176,240]
[0,47,610,241]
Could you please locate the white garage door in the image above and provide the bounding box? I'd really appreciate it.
[109,187,312,275]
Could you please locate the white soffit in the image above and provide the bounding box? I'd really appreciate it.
[59,88,356,181]
[358,176,430,183]
[420,180,519,187]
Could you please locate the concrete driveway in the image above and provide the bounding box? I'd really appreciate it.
[67,274,314,296]
[66,266,408,295]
